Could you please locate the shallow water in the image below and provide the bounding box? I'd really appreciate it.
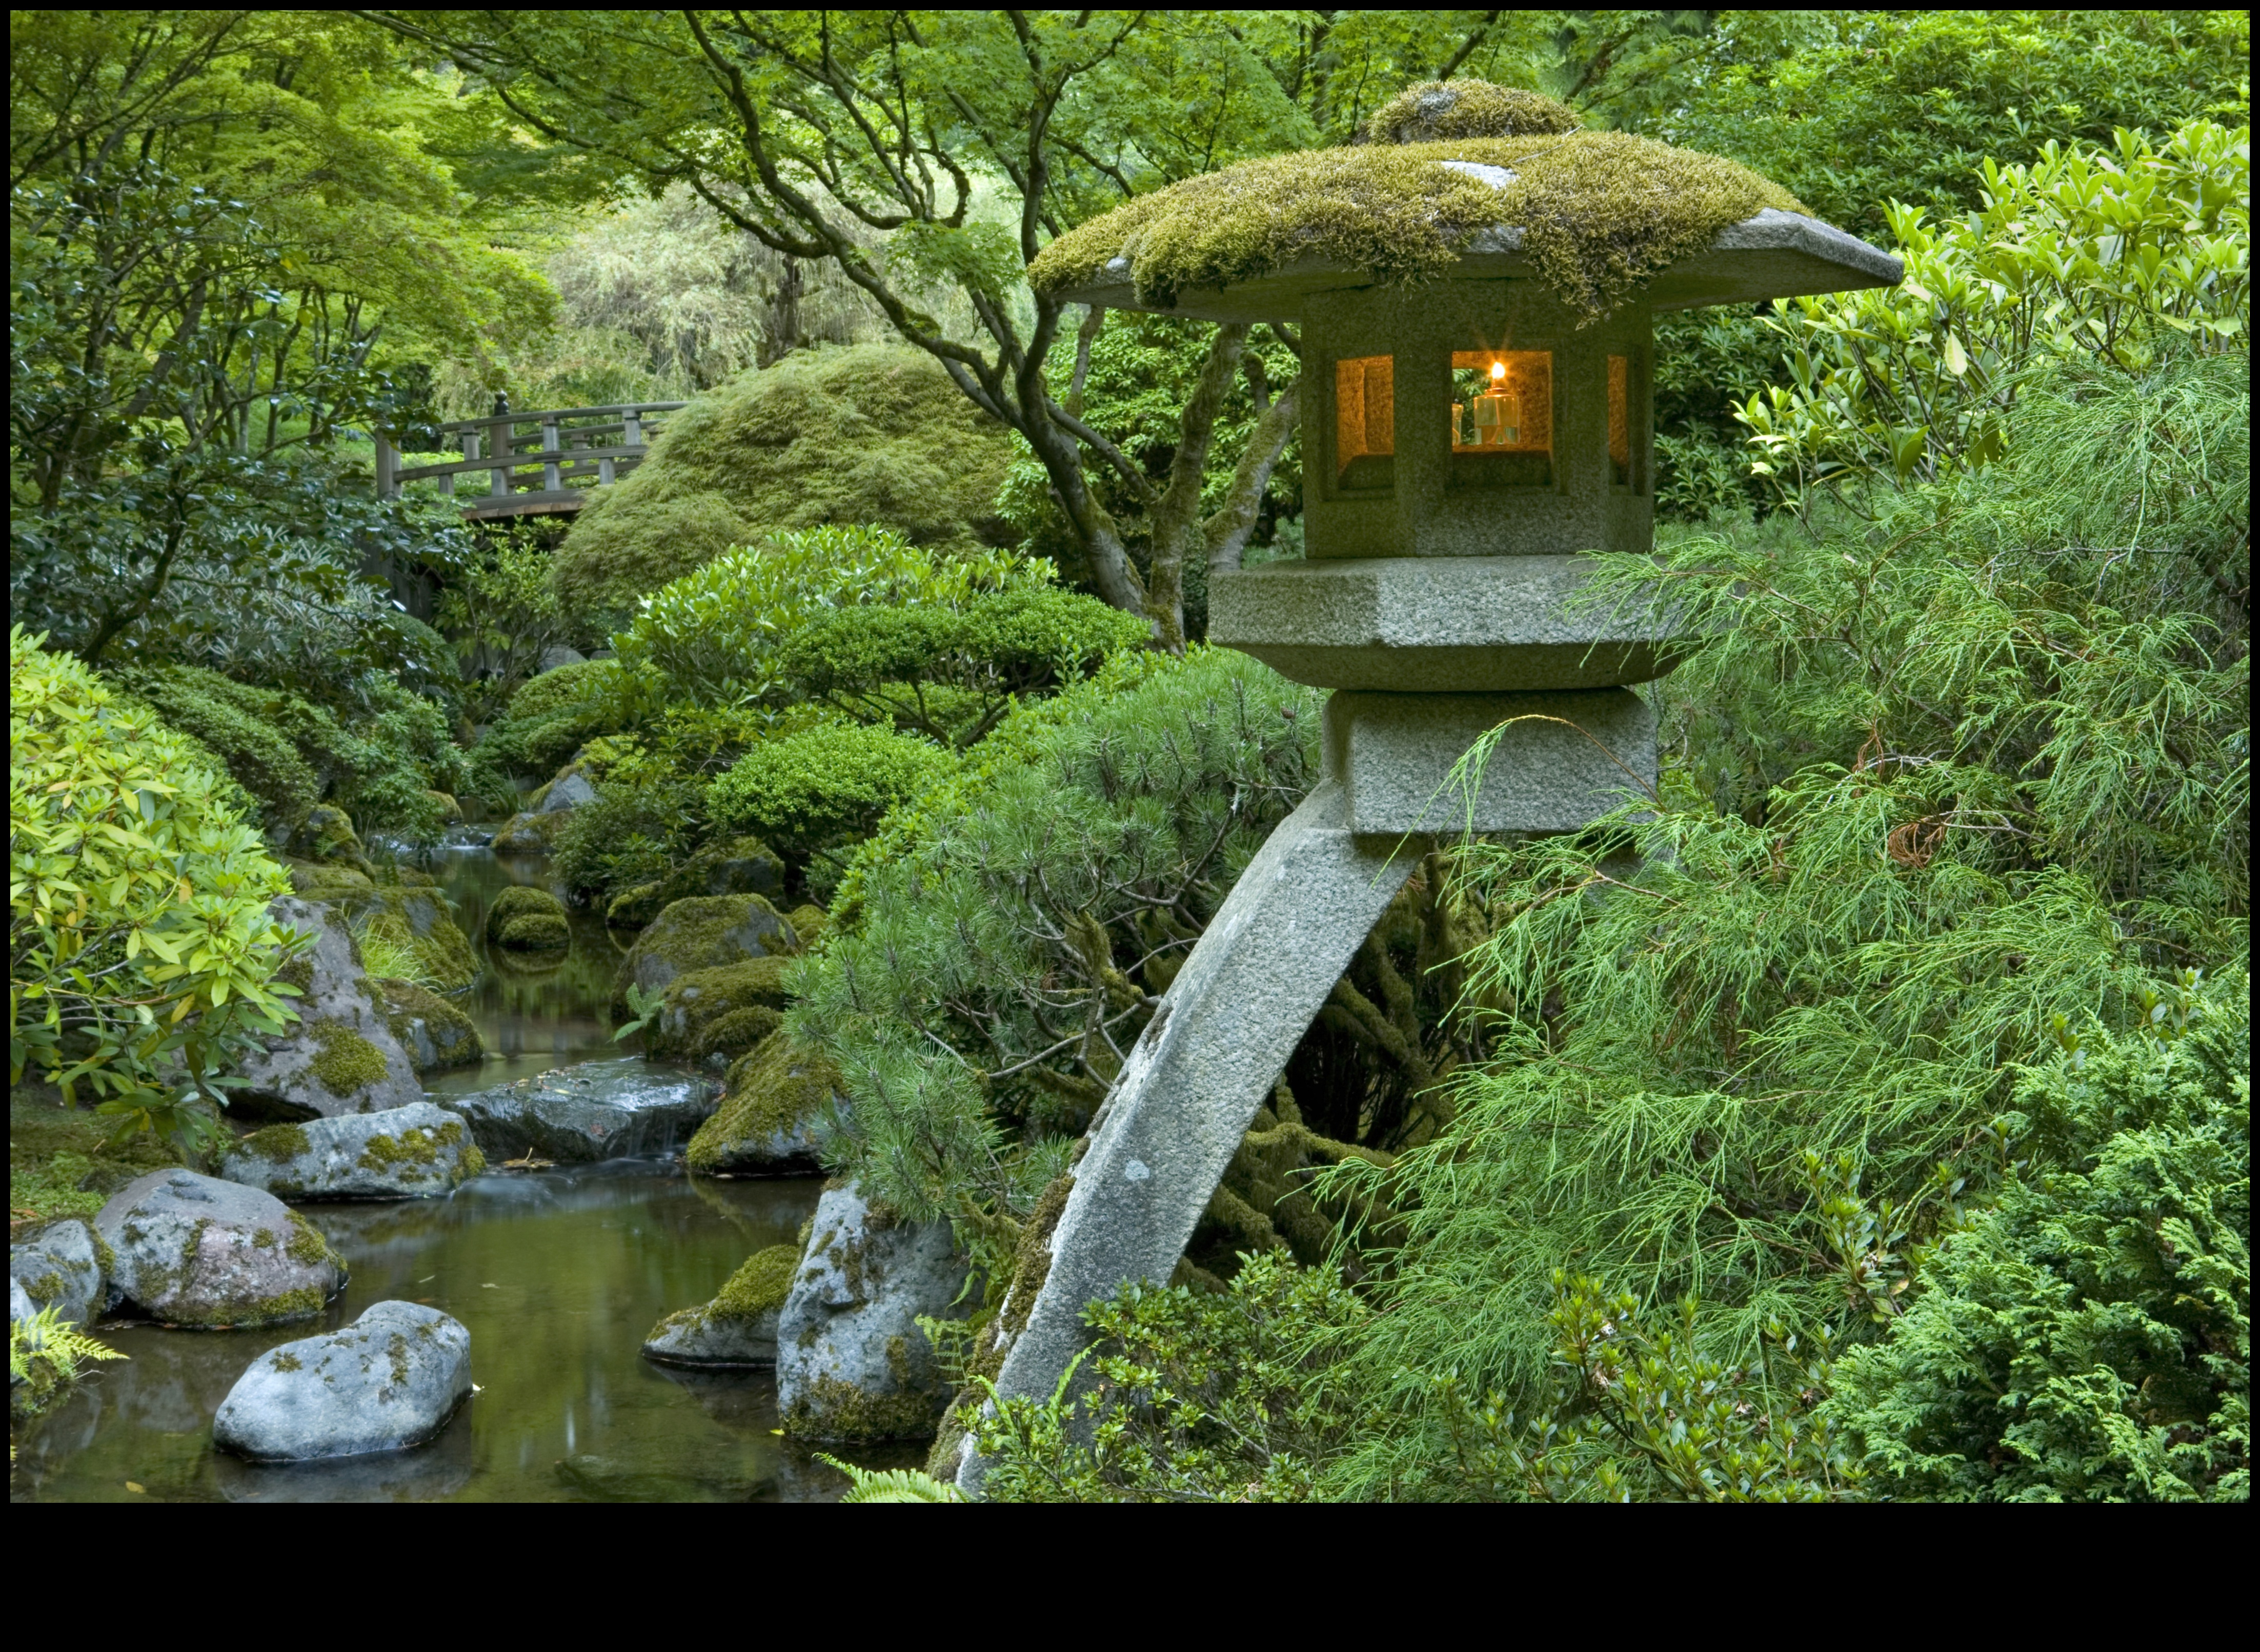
[10,847,918,1504]
[8,1163,892,1502]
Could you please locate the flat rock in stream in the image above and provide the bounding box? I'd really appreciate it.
[435,1058,719,1163]
[219,1103,486,1200]
[213,1300,472,1461]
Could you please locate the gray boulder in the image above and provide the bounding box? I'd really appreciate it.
[642,1244,797,1369]
[233,898,423,1120]
[539,771,599,814]
[613,895,797,1011]
[538,644,588,674]
[777,1182,971,1441]
[10,1219,105,1329]
[219,1103,487,1200]
[437,1057,718,1163]
[95,1170,346,1328]
[213,1300,472,1461]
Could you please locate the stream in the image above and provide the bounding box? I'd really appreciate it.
[9,847,913,1503]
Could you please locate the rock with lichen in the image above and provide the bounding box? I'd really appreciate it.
[642,1244,798,1368]
[95,1169,346,1328]
[604,838,788,933]
[283,804,375,875]
[10,1219,105,1329]
[613,894,796,1013]
[488,810,569,854]
[219,1103,487,1200]
[776,1181,971,1442]
[355,884,481,989]
[374,978,482,1073]
[437,1057,718,1163]
[646,955,793,1067]
[213,1300,471,1461]
[685,1031,841,1174]
[233,899,423,1120]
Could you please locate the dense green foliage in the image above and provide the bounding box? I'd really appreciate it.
[10,630,301,1150]
[1829,986,2249,1502]
[709,724,958,869]
[550,346,1017,631]
[792,648,1322,1237]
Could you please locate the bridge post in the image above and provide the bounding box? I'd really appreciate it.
[374,435,397,500]
[541,419,562,493]
[488,415,512,500]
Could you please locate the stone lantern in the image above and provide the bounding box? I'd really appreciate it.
[959,85,1901,1491]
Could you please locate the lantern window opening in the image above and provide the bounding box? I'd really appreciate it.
[1333,355,1396,493]
[1448,349,1553,491]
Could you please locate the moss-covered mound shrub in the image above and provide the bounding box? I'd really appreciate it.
[613,894,796,1012]
[11,628,299,1118]
[550,344,1017,628]
[471,659,628,788]
[1028,85,1804,322]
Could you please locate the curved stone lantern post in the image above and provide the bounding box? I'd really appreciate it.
[959,92,1901,1494]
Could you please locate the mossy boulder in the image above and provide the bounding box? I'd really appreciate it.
[374,980,483,1073]
[685,1030,840,1174]
[219,1103,486,1199]
[10,1219,104,1329]
[783,905,828,949]
[613,894,797,1012]
[549,343,1018,631]
[233,899,424,1121]
[488,810,569,854]
[776,1180,972,1442]
[604,837,786,932]
[499,913,570,949]
[641,1244,798,1368]
[353,885,479,990]
[486,885,572,952]
[95,1170,346,1329]
[282,856,375,900]
[646,955,793,1065]
[284,805,375,874]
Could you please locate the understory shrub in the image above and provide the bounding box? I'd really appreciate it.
[10,629,302,1148]
[549,343,1017,630]
[708,722,958,879]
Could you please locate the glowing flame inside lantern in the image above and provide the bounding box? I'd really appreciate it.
[1470,359,1519,446]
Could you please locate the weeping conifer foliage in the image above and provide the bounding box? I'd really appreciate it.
[1324,342,2248,1493]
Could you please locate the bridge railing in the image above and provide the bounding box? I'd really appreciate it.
[375,401,688,519]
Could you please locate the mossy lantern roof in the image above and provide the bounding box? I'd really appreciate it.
[1029,82,1901,324]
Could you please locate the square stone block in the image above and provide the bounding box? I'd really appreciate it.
[1212,555,1677,691]
[1325,687,1656,835]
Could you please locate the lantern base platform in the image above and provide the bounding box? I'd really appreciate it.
[1210,555,1679,692]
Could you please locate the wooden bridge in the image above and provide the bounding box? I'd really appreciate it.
[375,401,687,519]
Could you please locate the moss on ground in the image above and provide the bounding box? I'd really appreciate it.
[307,1020,389,1097]
[8,1093,181,1228]
[549,344,1017,631]
[1028,83,1805,323]
[686,1031,841,1171]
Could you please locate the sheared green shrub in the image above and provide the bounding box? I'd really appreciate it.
[612,524,1051,713]
[10,629,302,1148]
[509,658,619,724]
[779,586,1148,745]
[549,344,1017,628]
[1828,983,2249,1502]
[708,723,957,869]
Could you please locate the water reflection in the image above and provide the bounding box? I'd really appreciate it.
[9,1164,865,1503]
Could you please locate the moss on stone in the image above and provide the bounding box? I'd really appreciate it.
[365,887,478,990]
[498,912,571,950]
[604,838,786,933]
[614,894,793,1014]
[243,1122,313,1162]
[713,1245,800,1324]
[356,1119,466,1180]
[9,1094,180,1227]
[686,1032,842,1172]
[1027,88,1806,324]
[270,1351,302,1373]
[284,857,375,900]
[1363,79,1581,144]
[645,954,794,1063]
[486,884,568,943]
[253,1228,278,1249]
[489,810,570,854]
[462,1143,488,1178]
[284,1210,338,1269]
[781,1371,945,1443]
[306,1020,389,1097]
[375,978,483,1072]
[784,904,828,949]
